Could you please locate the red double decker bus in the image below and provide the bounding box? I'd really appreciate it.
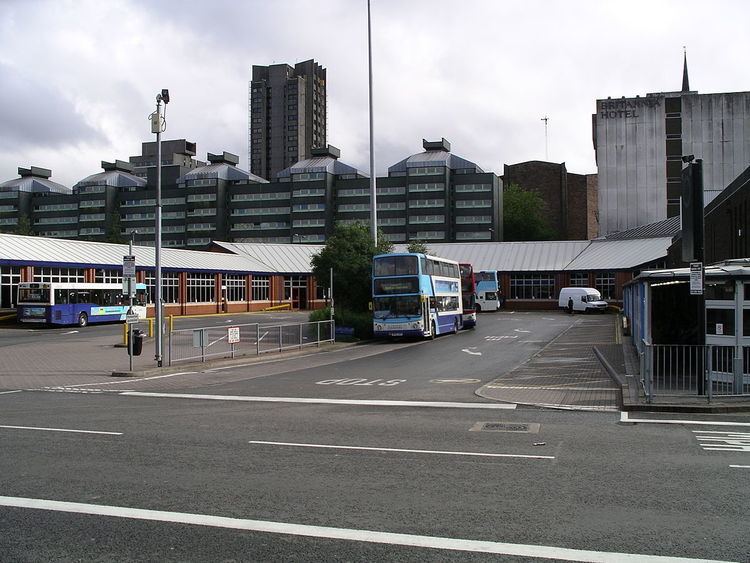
[459,263,477,329]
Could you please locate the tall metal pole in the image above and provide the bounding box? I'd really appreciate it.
[367,0,377,246]
[154,95,164,367]
[128,231,134,372]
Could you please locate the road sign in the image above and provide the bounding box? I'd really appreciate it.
[690,262,704,295]
[228,326,240,344]
[123,255,136,278]
[126,314,139,324]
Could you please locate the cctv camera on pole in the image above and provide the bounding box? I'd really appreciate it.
[151,89,169,367]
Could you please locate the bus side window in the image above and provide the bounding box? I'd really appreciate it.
[55,290,69,305]
[69,291,78,304]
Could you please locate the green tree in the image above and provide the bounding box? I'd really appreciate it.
[311,223,393,312]
[105,213,127,244]
[502,183,556,241]
[407,239,429,254]
[15,214,34,236]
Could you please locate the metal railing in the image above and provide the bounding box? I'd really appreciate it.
[641,342,750,402]
[168,320,335,366]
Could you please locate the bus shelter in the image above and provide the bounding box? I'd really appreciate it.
[624,260,750,399]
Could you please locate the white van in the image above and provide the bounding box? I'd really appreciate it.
[558,287,608,313]
[476,290,500,312]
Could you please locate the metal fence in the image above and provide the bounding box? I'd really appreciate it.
[168,320,335,366]
[641,343,750,402]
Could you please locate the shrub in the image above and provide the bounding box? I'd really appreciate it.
[308,307,373,339]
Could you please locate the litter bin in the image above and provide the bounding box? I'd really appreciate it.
[132,329,144,356]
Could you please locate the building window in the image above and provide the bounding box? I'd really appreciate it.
[377,202,406,211]
[569,272,589,287]
[455,231,491,241]
[377,217,406,226]
[283,275,307,300]
[78,199,105,208]
[223,275,246,302]
[33,267,85,283]
[187,273,215,303]
[377,186,406,195]
[510,274,555,299]
[455,200,492,208]
[409,199,444,208]
[595,273,615,300]
[95,269,123,284]
[455,184,492,193]
[292,203,325,212]
[145,271,179,304]
[293,188,325,197]
[408,183,444,193]
[413,231,445,240]
[293,173,325,182]
[408,166,444,176]
[186,193,217,202]
[455,215,491,224]
[337,188,370,197]
[409,215,444,224]
[337,203,370,212]
[252,275,270,301]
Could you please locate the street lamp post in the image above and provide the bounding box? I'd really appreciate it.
[151,89,169,367]
[367,0,377,246]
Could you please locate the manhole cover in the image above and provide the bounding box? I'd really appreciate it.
[470,422,540,433]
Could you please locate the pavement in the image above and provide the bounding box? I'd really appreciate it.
[2,311,749,412]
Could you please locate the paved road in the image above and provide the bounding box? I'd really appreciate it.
[1,311,749,560]
[1,391,748,561]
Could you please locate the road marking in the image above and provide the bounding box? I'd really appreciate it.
[693,431,750,452]
[0,425,122,435]
[0,496,728,562]
[63,330,79,335]
[51,372,198,389]
[729,465,750,468]
[461,348,482,356]
[513,329,530,333]
[487,385,617,391]
[485,335,518,341]
[119,392,517,409]
[620,411,750,427]
[315,378,406,386]
[430,378,481,384]
[249,440,555,460]
[0,390,22,395]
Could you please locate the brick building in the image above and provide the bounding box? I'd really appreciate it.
[502,161,598,240]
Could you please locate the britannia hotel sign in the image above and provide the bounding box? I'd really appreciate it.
[597,96,662,119]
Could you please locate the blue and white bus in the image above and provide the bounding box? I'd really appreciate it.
[17,282,147,327]
[372,253,463,338]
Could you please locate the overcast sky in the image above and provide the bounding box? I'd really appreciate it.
[1,0,748,187]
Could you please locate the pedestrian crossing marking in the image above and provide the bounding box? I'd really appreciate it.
[693,430,750,452]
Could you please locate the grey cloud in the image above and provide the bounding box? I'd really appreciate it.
[0,62,107,150]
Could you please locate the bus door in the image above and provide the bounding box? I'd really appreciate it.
[421,294,431,335]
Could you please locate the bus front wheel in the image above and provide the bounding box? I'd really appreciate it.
[475,303,482,313]
[77,313,88,327]
[430,321,436,340]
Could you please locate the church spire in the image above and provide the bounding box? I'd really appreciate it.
[681,46,690,92]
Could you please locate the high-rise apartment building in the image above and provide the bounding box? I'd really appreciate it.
[593,55,750,235]
[249,59,327,181]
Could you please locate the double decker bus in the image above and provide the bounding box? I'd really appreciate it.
[372,252,463,339]
[17,282,147,327]
[475,270,501,312]
[459,263,477,329]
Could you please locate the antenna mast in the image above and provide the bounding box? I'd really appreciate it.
[541,116,549,161]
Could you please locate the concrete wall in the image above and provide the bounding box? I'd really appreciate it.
[681,92,750,206]
[594,95,667,235]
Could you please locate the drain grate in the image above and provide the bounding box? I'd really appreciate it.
[470,422,540,433]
